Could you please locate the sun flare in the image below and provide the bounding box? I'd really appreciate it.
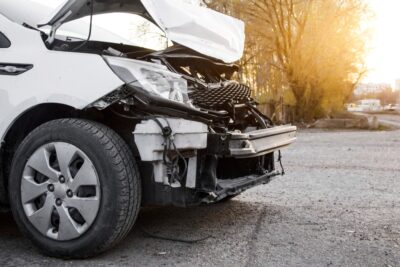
[364,0,400,87]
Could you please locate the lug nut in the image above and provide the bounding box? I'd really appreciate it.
[47,184,55,192]
[66,190,73,198]
[55,198,62,206]
[59,176,65,183]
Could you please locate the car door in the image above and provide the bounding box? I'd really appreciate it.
[0,15,15,203]
[0,13,36,142]
[0,14,34,116]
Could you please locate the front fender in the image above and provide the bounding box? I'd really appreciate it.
[0,17,125,142]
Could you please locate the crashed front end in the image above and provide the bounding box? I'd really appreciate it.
[88,50,297,206]
[41,0,297,206]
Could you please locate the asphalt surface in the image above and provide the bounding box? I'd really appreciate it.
[0,117,399,266]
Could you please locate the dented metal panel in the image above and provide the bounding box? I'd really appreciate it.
[141,0,245,63]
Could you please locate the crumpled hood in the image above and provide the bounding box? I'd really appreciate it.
[40,0,245,63]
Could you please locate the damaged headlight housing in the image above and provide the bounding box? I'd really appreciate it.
[104,56,189,103]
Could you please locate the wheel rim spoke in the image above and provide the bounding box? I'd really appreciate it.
[26,147,59,181]
[21,177,49,204]
[56,205,81,240]
[65,197,100,226]
[54,143,77,179]
[27,194,55,235]
[70,161,99,192]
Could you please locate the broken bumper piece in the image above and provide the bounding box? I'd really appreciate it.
[205,170,281,203]
[229,125,297,158]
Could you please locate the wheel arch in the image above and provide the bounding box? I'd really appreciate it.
[0,103,142,207]
[0,103,78,206]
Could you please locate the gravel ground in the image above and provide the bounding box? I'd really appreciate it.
[0,124,399,266]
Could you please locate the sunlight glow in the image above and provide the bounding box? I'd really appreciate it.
[364,0,400,86]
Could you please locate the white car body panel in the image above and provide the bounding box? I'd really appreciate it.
[0,0,54,26]
[0,14,124,142]
[0,0,137,46]
[141,0,245,63]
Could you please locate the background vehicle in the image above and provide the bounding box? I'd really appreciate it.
[383,104,400,111]
[347,99,383,112]
[0,0,296,258]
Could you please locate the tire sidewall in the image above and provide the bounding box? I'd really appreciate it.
[9,121,127,256]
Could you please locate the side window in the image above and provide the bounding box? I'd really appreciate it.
[0,32,11,48]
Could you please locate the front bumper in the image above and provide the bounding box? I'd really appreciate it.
[206,124,297,158]
[229,125,297,158]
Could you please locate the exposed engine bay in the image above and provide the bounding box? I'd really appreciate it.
[49,38,273,131]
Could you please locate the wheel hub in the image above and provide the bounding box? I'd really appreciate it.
[21,142,101,241]
[52,182,69,200]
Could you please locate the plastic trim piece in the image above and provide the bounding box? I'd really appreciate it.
[229,125,297,158]
[0,63,33,75]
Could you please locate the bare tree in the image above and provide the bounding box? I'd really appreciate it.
[207,0,370,121]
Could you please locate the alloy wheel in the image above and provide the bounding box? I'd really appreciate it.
[21,142,101,241]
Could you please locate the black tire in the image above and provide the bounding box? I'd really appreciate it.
[8,119,141,258]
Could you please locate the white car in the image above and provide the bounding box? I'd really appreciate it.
[384,104,400,111]
[348,99,383,112]
[0,0,296,258]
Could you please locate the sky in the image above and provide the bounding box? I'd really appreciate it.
[31,0,400,87]
[363,0,400,86]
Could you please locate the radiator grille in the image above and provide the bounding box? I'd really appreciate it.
[189,82,251,108]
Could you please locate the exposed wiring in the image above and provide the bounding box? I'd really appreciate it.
[246,103,274,126]
[151,118,188,184]
[72,0,94,51]
[278,150,285,176]
[140,226,212,244]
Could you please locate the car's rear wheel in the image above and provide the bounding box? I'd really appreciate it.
[9,119,141,258]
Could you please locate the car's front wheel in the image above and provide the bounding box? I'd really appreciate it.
[9,119,141,258]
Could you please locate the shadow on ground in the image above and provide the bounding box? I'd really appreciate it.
[0,200,291,267]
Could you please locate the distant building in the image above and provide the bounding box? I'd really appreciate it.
[395,79,400,91]
[354,83,391,95]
